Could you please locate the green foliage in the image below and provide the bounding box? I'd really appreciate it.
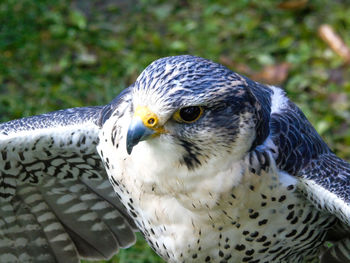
[1,0,350,262]
[81,233,165,263]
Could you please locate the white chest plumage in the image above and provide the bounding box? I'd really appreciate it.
[97,111,335,263]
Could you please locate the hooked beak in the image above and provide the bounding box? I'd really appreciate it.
[126,117,155,154]
[126,106,166,154]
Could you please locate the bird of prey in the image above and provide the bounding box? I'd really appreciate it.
[1,55,350,263]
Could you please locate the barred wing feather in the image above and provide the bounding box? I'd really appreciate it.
[0,106,136,263]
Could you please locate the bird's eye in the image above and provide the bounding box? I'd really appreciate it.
[173,106,203,123]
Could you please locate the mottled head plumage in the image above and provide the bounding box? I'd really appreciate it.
[133,55,248,111]
[128,55,272,169]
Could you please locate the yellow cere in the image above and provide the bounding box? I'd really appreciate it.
[134,106,167,134]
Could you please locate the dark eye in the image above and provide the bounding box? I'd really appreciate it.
[173,106,203,123]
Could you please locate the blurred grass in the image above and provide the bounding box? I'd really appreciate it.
[0,0,349,262]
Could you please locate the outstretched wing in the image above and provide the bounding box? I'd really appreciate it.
[268,91,350,262]
[0,105,136,262]
[269,98,350,224]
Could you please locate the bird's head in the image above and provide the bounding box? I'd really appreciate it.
[126,55,270,170]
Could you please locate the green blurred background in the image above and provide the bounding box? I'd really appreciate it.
[1,0,349,262]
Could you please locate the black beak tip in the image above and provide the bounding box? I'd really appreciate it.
[126,118,155,155]
[126,142,133,155]
[126,130,137,155]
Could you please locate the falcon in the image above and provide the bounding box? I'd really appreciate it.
[1,55,350,263]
